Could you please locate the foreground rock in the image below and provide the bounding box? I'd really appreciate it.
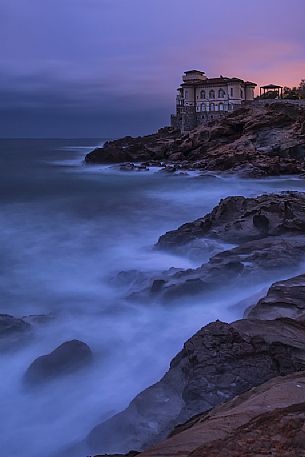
[87,318,305,454]
[85,103,305,177]
[246,273,305,320]
[157,191,305,249]
[24,339,93,385]
[189,403,305,457]
[140,372,305,457]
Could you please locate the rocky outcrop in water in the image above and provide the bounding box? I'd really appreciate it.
[132,238,305,303]
[85,103,305,177]
[126,192,305,303]
[24,339,93,385]
[156,191,305,249]
[87,318,305,454]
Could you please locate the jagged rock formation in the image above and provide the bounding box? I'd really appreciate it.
[126,192,305,302]
[156,191,305,249]
[85,103,305,177]
[87,318,305,454]
[95,270,305,457]
[24,339,93,385]
[84,190,305,457]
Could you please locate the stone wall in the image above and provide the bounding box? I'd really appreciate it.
[171,104,240,132]
[254,99,305,107]
[181,106,197,132]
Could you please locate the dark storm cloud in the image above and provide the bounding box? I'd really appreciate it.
[0,0,305,137]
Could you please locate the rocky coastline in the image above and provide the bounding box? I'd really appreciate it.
[85,102,305,178]
[82,105,305,457]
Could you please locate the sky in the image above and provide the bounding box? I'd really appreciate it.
[0,0,305,138]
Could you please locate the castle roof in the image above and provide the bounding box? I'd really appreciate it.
[181,77,257,87]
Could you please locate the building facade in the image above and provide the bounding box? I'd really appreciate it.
[171,70,257,132]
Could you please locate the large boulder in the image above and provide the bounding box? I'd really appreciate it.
[156,192,305,249]
[246,274,305,320]
[87,318,305,454]
[24,339,93,385]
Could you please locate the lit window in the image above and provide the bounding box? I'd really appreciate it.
[219,103,224,111]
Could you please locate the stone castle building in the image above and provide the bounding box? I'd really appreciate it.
[171,70,257,132]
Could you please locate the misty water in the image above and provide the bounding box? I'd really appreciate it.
[1,138,305,457]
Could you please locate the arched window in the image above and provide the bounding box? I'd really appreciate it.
[209,89,215,99]
[218,89,225,98]
[210,103,215,111]
[219,103,224,111]
[200,90,206,99]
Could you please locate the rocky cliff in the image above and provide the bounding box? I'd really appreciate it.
[86,103,305,177]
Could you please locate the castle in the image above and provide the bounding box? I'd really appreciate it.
[171,70,257,132]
